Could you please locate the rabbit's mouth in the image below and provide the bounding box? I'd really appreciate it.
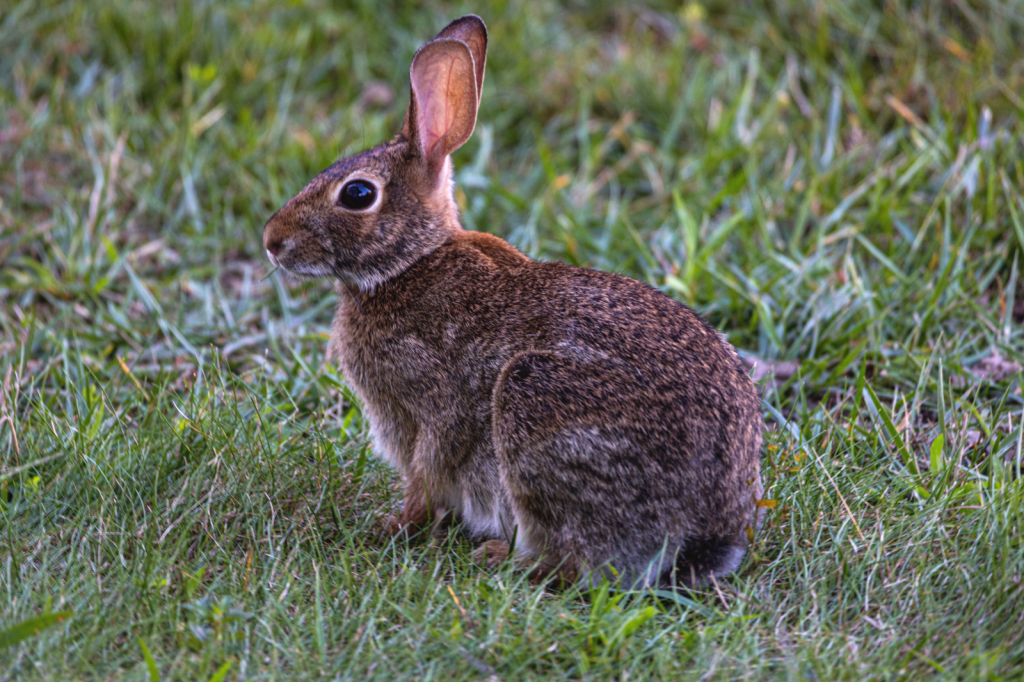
[274,261,336,280]
[266,248,335,280]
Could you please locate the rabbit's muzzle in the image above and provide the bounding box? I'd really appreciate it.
[262,198,338,278]
[262,210,330,277]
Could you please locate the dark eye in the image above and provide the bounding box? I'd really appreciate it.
[338,180,377,210]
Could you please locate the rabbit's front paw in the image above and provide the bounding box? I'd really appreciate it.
[380,514,405,537]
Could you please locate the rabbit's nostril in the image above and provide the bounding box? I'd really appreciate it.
[265,237,283,256]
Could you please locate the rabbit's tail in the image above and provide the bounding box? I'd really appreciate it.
[665,535,746,588]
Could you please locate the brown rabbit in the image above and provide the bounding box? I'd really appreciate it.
[263,15,763,588]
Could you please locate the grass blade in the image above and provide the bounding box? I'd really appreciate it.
[0,612,72,649]
[137,638,160,682]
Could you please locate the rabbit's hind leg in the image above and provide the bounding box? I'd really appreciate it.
[472,539,580,588]
[492,350,663,587]
[473,539,510,568]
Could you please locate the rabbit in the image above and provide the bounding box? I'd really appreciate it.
[262,14,764,588]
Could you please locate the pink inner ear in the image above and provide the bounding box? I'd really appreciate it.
[410,40,477,165]
[413,51,462,156]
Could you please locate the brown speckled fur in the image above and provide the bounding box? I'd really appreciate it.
[263,15,763,588]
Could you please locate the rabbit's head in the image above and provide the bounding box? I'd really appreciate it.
[262,15,487,290]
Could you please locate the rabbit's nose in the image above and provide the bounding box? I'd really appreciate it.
[263,213,286,256]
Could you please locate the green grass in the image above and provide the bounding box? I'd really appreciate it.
[2,0,1024,678]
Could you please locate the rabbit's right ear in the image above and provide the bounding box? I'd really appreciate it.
[404,37,479,184]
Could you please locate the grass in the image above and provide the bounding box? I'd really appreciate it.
[2,0,1024,678]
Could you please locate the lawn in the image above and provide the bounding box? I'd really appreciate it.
[2,0,1024,679]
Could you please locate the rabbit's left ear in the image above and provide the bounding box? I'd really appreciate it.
[404,37,479,181]
[435,15,487,105]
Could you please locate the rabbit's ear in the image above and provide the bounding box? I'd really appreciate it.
[404,37,479,181]
[435,15,487,105]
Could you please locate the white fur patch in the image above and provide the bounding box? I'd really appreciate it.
[458,490,510,540]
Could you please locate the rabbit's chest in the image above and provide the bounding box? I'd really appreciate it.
[332,305,510,457]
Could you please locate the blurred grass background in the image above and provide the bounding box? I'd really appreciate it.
[2,0,1024,679]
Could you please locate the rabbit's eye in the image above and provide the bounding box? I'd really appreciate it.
[338,180,377,210]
